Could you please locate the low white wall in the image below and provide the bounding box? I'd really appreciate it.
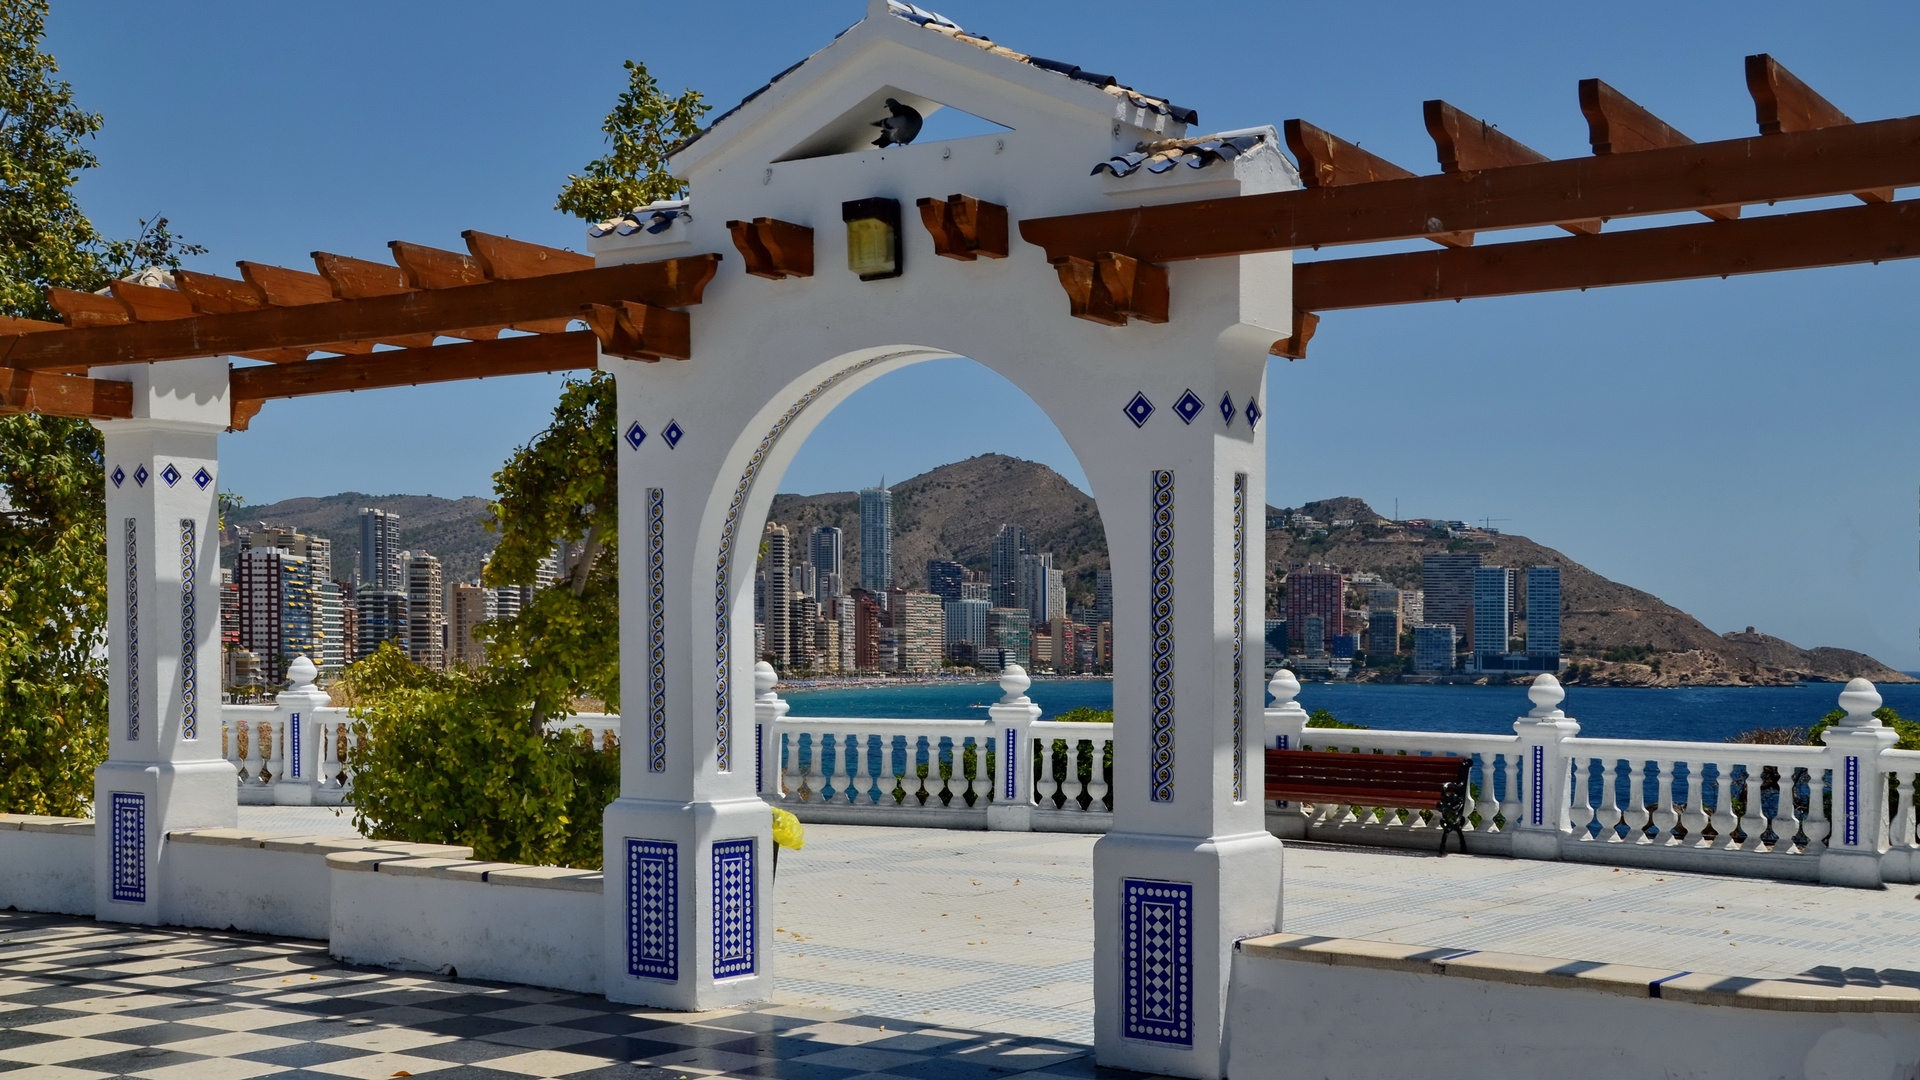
[164,830,473,940]
[0,815,95,916]
[1225,934,1920,1080]
[328,852,604,993]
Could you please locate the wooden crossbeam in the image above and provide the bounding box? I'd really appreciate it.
[463,231,592,279]
[0,367,132,419]
[1425,101,1599,235]
[228,330,602,429]
[0,254,719,372]
[1746,53,1892,203]
[1282,118,1471,246]
[728,218,815,279]
[1019,115,1920,264]
[916,195,1009,260]
[1291,200,1920,311]
[46,287,129,328]
[1578,79,1737,222]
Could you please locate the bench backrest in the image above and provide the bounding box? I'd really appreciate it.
[1264,749,1470,809]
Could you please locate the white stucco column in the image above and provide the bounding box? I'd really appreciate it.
[1508,675,1580,860]
[272,656,331,806]
[985,664,1039,831]
[1262,669,1309,842]
[1819,679,1897,888]
[600,355,773,1010]
[754,661,789,800]
[90,356,236,925]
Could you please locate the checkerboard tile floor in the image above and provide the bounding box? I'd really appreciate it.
[0,910,1160,1080]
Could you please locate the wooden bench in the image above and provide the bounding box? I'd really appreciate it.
[1264,749,1473,854]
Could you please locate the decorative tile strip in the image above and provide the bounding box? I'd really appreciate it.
[1845,755,1860,846]
[713,351,918,771]
[711,838,756,978]
[1005,726,1018,801]
[111,793,146,904]
[289,713,302,779]
[1531,744,1545,826]
[125,518,139,743]
[1149,470,1175,802]
[647,488,667,773]
[179,518,198,740]
[1232,473,1246,801]
[627,839,679,981]
[1123,878,1192,1045]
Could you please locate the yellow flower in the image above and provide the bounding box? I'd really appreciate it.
[771,807,805,850]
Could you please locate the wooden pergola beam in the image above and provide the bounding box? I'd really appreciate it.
[228,330,602,429]
[1579,79,1737,222]
[1424,100,1598,235]
[1292,199,1920,311]
[0,254,719,372]
[0,367,133,419]
[1019,115,1920,263]
[1283,119,1472,247]
[1746,53,1891,203]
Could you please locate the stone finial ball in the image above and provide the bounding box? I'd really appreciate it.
[1268,668,1301,706]
[753,660,778,696]
[287,655,317,689]
[999,664,1031,703]
[1838,678,1883,725]
[1527,673,1565,714]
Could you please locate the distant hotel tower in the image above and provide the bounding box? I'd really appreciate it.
[859,484,893,596]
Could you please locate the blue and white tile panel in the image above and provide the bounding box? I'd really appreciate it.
[1531,745,1545,826]
[1231,473,1246,802]
[714,354,898,772]
[647,488,667,773]
[288,713,302,779]
[110,793,145,904]
[124,519,139,743]
[711,838,756,979]
[1148,470,1175,803]
[1123,878,1191,1045]
[1005,726,1018,801]
[1844,755,1860,847]
[627,839,678,981]
[179,519,198,740]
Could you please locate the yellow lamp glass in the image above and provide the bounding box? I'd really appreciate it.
[846,217,897,278]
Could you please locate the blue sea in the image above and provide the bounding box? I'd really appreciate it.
[782,676,1920,743]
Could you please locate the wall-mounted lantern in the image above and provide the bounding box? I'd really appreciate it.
[842,198,903,280]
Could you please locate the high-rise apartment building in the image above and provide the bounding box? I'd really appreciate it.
[1413,624,1457,673]
[827,595,858,672]
[318,580,344,673]
[808,527,844,601]
[961,581,991,602]
[355,588,407,659]
[1423,553,1481,647]
[1094,569,1113,629]
[851,589,883,672]
[1283,566,1346,641]
[943,597,990,664]
[889,589,945,672]
[405,552,446,671]
[359,509,402,589]
[236,546,319,685]
[1401,588,1425,625]
[1367,609,1401,655]
[219,568,240,647]
[926,559,967,604]
[1526,566,1562,659]
[1472,566,1514,659]
[1020,552,1058,625]
[763,523,793,667]
[338,583,357,666]
[990,524,1026,609]
[1047,571,1067,628]
[858,485,893,596]
[450,583,494,670]
[986,607,1032,670]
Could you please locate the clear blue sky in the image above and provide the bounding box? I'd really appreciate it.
[51,2,1920,668]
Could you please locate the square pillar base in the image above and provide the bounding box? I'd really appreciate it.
[93,759,237,925]
[601,795,773,1010]
[1092,829,1283,1080]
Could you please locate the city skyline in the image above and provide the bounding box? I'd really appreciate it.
[56,4,1920,668]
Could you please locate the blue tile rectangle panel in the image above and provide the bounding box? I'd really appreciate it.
[1004,726,1017,801]
[647,487,667,773]
[1148,470,1175,802]
[179,518,198,740]
[289,713,302,778]
[1531,744,1545,826]
[711,838,756,979]
[1124,878,1191,1045]
[1231,473,1245,801]
[124,518,139,743]
[111,793,145,903]
[627,839,678,981]
[1844,756,1860,846]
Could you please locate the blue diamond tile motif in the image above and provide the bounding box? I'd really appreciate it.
[1124,878,1192,1045]
[1124,392,1155,428]
[111,466,126,488]
[1219,392,1236,426]
[663,420,685,449]
[1172,390,1204,425]
[160,464,181,487]
[712,838,756,979]
[133,465,149,487]
[1244,397,1262,429]
[625,421,647,450]
[111,793,146,904]
[192,467,213,490]
[627,838,678,981]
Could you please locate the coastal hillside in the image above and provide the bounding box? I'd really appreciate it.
[220,492,499,583]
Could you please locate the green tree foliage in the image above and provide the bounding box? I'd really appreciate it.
[554,60,708,223]
[1307,708,1366,730]
[1808,706,1918,751]
[0,0,201,814]
[343,646,617,869]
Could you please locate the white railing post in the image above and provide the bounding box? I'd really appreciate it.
[986,664,1039,831]
[1263,669,1310,840]
[1509,674,1580,860]
[1818,678,1898,887]
[754,661,788,800]
[271,656,330,806]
